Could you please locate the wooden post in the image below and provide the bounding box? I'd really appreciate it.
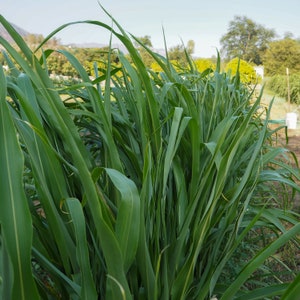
[286,67,291,111]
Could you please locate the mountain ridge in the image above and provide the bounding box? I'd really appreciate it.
[0,22,29,43]
[0,21,166,56]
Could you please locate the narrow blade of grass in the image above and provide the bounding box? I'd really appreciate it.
[0,65,39,299]
[281,271,300,300]
[66,198,98,300]
[105,168,140,273]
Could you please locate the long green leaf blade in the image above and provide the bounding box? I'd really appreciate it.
[105,168,140,273]
[0,65,39,299]
[281,271,300,300]
[66,198,97,300]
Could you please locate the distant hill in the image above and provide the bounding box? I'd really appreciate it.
[0,22,166,57]
[0,22,29,43]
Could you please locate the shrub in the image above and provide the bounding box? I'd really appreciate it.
[225,57,259,84]
[267,74,300,104]
[194,58,216,72]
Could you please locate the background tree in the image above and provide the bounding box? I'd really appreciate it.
[24,33,44,48]
[45,46,120,77]
[186,40,195,55]
[220,15,276,65]
[262,37,300,76]
[24,34,61,51]
[168,39,195,67]
[132,35,155,67]
[134,35,152,48]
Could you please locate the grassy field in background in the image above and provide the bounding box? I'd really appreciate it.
[258,87,297,119]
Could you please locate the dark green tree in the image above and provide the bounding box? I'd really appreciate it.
[262,37,300,76]
[24,34,61,50]
[167,40,195,67]
[220,15,276,65]
[45,46,120,77]
[23,33,44,48]
[134,35,152,48]
[133,35,155,67]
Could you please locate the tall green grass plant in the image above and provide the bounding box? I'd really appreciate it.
[0,10,299,299]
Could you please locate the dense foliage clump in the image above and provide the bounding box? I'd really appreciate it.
[267,73,300,104]
[263,38,300,76]
[220,15,276,65]
[0,12,300,300]
[225,57,259,84]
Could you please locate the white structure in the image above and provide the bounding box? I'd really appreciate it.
[286,112,298,129]
[254,65,264,80]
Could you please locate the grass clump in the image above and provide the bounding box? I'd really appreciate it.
[266,74,300,104]
[0,10,299,300]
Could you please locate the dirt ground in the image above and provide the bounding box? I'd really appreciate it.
[286,135,300,159]
[276,127,300,163]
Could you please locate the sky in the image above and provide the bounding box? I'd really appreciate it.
[1,0,300,58]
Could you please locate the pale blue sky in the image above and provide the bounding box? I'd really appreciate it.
[1,0,300,57]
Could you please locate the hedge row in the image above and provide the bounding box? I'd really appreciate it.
[267,74,300,104]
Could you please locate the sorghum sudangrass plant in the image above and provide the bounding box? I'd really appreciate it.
[0,9,300,300]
